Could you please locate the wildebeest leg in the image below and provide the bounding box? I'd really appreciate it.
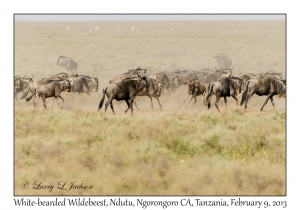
[147,95,154,109]
[55,97,60,109]
[57,95,64,109]
[202,93,206,105]
[133,100,140,110]
[244,91,255,109]
[193,96,197,106]
[52,97,56,109]
[33,95,40,108]
[42,96,47,109]
[130,98,135,114]
[184,96,194,109]
[153,96,163,110]
[231,94,238,106]
[110,101,115,114]
[179,94,190,109]
[270,96,275,109]
[124,99,131,114]
[260,93,274,111]
[105,99,112,113]
[215,95,221,112]
[224,96,228,108]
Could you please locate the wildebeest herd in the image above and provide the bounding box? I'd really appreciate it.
[14,55,286,114]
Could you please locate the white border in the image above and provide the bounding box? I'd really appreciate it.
[5,0,297,209]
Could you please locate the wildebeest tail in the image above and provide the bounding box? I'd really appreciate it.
[240,81,249,106]
[206,84,213,101]
[206,84,214,109]
[98,88,107,110]
[20,87,30,99]
[26,89,36,102]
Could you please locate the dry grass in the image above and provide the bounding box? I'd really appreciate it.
[14,20,286,195]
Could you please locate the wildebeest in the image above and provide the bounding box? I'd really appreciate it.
[213,54,232,69]
[26,79,71,109]
[20,77,58,99]
[152,72,170,90]
[194,72,207,83]
[238,73,261,92]
[165,74,181,92]
[240,77,286,111]
[67,76,99,95]
[98,75,148,114]
[205,68,233,83]
[173,71,198,86]
[179,78,206,109]
[205,76,242,112]
[109,67,147,84]
[14,75,34,100]
[57,55,78,74]
[133,76,165,110]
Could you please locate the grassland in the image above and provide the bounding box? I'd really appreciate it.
[14,19,286,195]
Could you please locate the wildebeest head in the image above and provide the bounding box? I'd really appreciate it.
[14,77,21,87]
[136,75,148,92]
[150,79,165,97]
[84,77,99,93]
[184,78,199,95]
[228,75,242,94]
[156,81,165,97]
[28,75,34,82]
[229,78,242,95]
[171,75,180,87]
[60,79,71,92]
[276,80,286,98]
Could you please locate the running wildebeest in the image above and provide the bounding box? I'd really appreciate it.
[179,78,206,109]
[205,76,242,112]
[98,75,148,115]
[57,55,78,74]
[26,79,71,109]
[20,77,59,99]
[165,74,181,92]
[240,77,286,111]
[133,76,165,110]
